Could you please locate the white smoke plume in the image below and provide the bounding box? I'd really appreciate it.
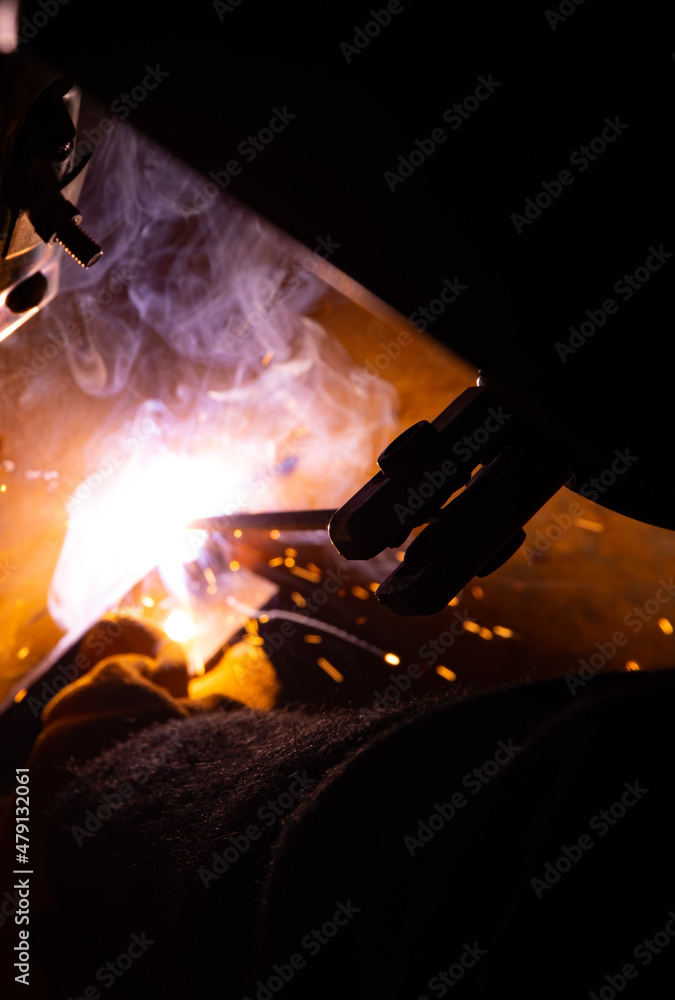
[46,118,397,633]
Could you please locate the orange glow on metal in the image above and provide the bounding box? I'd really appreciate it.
[284,557,296,567]
[479,627,493,640]
[447,597,459,606]
[355,616,367,625]
[471,585,484,599]
[141,596,155,607]
[658,618,673,635]
[436,666,457,682]
[291,591,307,608]
[17,646,29,659]
[304,634,322,644]
[270,529,281,539]
[14,688,27,703]
[351,586,370,601]
[269,556,284,567]
[234,529,242,538]
[285,548,297,557]
[463,620,480,633]
[625,660,640,671]
[384,653,401,665]
[229,560,240,571]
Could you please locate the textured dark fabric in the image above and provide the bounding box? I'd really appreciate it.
[45,668,675,998]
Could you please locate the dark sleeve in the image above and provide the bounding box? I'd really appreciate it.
[44,669,675,999]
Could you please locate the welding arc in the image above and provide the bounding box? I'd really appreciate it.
[187,509,335,533]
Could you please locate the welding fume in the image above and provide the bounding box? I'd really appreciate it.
[1,2,674,998]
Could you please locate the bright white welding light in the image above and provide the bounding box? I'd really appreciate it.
[48,433,247,631]
[164,609,197,642]
[0,1,19,54]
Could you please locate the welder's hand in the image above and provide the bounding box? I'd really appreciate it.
[35,611,242,777]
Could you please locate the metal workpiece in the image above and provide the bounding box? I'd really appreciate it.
[188,509,335,534]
